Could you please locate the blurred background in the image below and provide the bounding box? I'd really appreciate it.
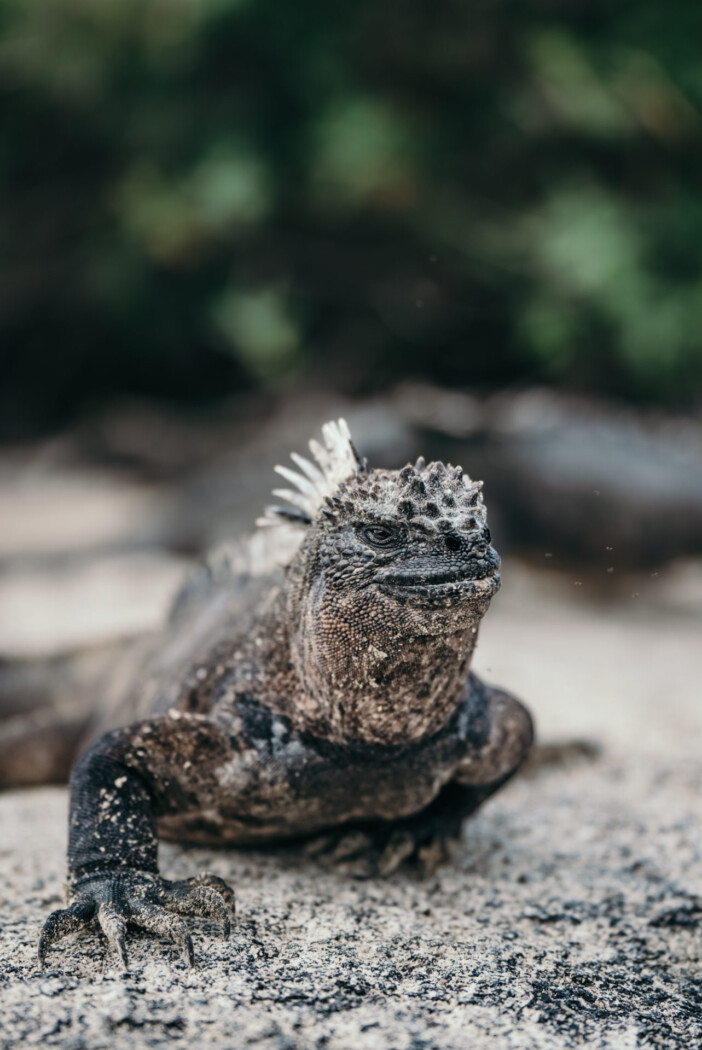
[3,0,702,432]
[1,0,701,778]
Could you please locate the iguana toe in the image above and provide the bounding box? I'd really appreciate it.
[38,899,96,968]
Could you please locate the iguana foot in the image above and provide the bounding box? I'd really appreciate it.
[306,814,461,879]
[304,781,501,878]
[38,870,235,970]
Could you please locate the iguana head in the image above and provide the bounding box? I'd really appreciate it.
[259,419,500,743]
[260,419,500,614]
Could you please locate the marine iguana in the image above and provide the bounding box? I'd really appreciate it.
[37,419,533,969]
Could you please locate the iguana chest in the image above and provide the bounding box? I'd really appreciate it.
[156,699,479,846]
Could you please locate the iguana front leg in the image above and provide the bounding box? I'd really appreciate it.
[385,683,534,874]
[382,683,533,874]
[39,714,236,970]
[314,682,533,877]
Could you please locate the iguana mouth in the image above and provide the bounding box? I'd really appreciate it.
[378,566,500,601]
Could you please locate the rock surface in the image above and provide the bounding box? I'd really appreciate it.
[1,567,700,1050]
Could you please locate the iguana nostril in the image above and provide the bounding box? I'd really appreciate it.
[445,533,462,553]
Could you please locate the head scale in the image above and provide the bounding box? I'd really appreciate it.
[257,418,487,537]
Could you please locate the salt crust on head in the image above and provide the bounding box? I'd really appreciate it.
[256,419,366,528]
[257,416,485,530]
[202,418,486,581]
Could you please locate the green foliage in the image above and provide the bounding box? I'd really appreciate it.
[1,0,702,432]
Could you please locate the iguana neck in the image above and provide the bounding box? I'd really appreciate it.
[280,575,484,747]
[297,623,479,746]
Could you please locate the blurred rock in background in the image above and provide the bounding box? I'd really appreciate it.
[1,384,701,750]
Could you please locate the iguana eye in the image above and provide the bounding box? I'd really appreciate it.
[360,524,399,549]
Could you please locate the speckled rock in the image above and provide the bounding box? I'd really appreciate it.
[2,560,701,1049]
[1,747,700,1050]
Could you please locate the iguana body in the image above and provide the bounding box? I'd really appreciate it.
[37,420,533,968]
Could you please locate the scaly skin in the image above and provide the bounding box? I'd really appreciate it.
[39,421,533,970]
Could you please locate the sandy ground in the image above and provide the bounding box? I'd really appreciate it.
[1,564,700,1049]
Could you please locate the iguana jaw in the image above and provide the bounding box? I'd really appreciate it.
[377,570,501,604]
[376,548,501,603]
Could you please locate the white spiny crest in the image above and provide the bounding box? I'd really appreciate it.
[256,418,365,529]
